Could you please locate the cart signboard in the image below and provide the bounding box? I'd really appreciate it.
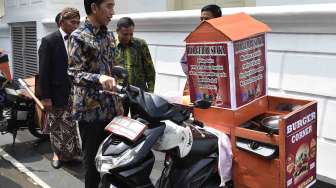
[186,42,231,107]
[185,13,270,109]
[233,35,267,107]
[284,104,317,188]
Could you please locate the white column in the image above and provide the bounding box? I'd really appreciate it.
[0,0,4,18]
[256,0,336,6]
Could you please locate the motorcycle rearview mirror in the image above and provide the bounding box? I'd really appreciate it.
[194,99,211,109]
[111,66,128,80]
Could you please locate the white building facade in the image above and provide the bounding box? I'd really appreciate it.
[0,0,336,185]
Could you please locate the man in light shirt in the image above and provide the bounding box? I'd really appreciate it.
[180,4,222,95]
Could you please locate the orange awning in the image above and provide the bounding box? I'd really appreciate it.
[186,12,271,43]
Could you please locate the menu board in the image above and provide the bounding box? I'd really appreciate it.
[285,104,317,188]
[186,42,231,108]
[233,34,267,107]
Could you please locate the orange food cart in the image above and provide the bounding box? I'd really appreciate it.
[183,13,317,188]
[185,12,270,109]
[193,96,317,188]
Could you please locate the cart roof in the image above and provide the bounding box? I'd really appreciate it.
[185,12,271,43]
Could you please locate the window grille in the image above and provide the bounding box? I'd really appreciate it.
[10,22,38,80]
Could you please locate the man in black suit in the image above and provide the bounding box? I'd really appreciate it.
[38,7,80,169]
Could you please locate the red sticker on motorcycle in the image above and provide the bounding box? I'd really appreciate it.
[105,116,147,141]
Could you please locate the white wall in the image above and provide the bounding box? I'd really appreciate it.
[0,0,86,74]
[115,0,167,14]
[0,24,11,71]
[0,24,10,54]
[0,0,4,18]
[0,0,168,75]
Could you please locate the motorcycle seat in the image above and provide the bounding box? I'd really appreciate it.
[133,90,190,124]
[188,130,218,157]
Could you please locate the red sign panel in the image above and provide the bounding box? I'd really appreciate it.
[285,104,317,188]
[233,34,267,107]
[186,43,231,108]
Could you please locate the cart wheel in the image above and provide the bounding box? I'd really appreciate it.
[28,122,48,140]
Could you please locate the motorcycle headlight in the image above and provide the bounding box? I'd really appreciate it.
[95,140,145,174]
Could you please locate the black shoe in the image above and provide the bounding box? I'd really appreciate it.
[51,160,62,169]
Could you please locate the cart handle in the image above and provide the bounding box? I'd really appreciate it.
[18,78,45,111]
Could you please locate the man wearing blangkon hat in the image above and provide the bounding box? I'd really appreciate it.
[38,7,81,169]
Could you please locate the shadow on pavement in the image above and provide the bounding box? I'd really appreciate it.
[314,181,336,188]
[2,142,44,164]
[32,137,85,181]
[0,157,41,188]
[0,176,23,188]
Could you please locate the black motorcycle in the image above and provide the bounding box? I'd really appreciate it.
[0,73,47,144]
[95,67,221,188]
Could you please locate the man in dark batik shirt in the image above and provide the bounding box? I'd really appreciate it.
[67,0,123,187]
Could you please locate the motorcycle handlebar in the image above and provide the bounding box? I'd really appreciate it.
[99,84,139,98]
